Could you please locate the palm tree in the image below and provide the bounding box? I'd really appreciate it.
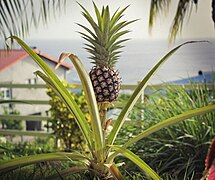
[2,0,214,45]
[0,0,66,44]
[149,0,215,43]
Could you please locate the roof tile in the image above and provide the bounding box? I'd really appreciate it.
[0,49,72,72]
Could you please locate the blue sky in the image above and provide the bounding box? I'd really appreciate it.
[27,0,215,41]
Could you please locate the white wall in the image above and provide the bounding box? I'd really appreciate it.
[0,56,69,116]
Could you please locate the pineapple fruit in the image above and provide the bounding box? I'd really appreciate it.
[78,2,136,103]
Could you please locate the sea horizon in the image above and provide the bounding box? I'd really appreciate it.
[25,38,215,85]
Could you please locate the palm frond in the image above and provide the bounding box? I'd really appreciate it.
[168,0,193,43]
[149,0,207,43]
[0,0,66,45]
[149,0,172,31]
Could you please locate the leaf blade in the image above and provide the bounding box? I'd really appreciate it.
[107,104,215,162]
[56,53,104,160]
[68,54,104,153]
[111,146,161,180]
[8,36,93,150]
[123,104,215,149]
[0,152,88,173]
[34,70,94,151]
[108,41,208,146]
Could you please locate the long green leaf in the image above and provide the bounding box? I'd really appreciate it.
[0,152,88,173]
[93,1,102,29]
[106,30,130,49]
[78,2,102,40]
[78,31,103,51]
[46,166,88,180]
[34,71,93,153]
[108,104,215,162]
[108,41,208,146]
[77,23,97,40]
[111,146,161,180]
[8,36,93,150]
[57,53,104,160]
[110,5,130,29]
[109,39,129,52]
[109,20,138,38]
[101,6,110,44]
[123,104,215,149]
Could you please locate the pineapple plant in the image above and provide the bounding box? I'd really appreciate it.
[4,1,214,179]
[78,2,136,103]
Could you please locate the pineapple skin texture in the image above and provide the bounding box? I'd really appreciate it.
[89,66,121,102]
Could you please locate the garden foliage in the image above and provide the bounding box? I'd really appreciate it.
[1,105,21,130]
[47,85,89,151]
[117,80,215,179]
[0,2,214,179]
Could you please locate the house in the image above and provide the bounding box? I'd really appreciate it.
[0,48,72,130]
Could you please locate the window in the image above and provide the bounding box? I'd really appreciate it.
[0,88,11,99]
[6,89,10,98]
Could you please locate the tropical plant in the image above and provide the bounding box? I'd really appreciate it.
[2,0,212,46]
[0,138,65,180]
[149,0,215,42]
[76,2,138,134]
[1,3,215,179]
[47,85,89,151]
[0,137,55,161]
[1,105,21,130]
[117,80,215,179]
[0,0,66,45]
[77,2,137,104]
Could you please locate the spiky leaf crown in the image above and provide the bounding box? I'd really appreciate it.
[78,2,136,67]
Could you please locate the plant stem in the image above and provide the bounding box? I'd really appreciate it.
[99,102,110,162]
[100,102,109,130]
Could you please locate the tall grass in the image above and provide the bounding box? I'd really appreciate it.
[117,79,215,179]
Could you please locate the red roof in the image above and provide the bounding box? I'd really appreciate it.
[0,49,73,72]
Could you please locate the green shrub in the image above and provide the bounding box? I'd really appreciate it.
[0,138,82,180]
[47,83,90,151]
[0,137,56,161]
[118,80,215,179]
[1,105,22,130]
[2,31,215,179]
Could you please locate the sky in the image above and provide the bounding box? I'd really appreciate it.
[26,0,215,41]
[2,0,213,84]
[22,0,214,85]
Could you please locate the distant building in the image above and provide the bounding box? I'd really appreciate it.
[0,48,72,130]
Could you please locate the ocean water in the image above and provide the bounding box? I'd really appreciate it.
[26,39,215,85]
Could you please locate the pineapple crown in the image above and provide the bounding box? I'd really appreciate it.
[77,2,137,67]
